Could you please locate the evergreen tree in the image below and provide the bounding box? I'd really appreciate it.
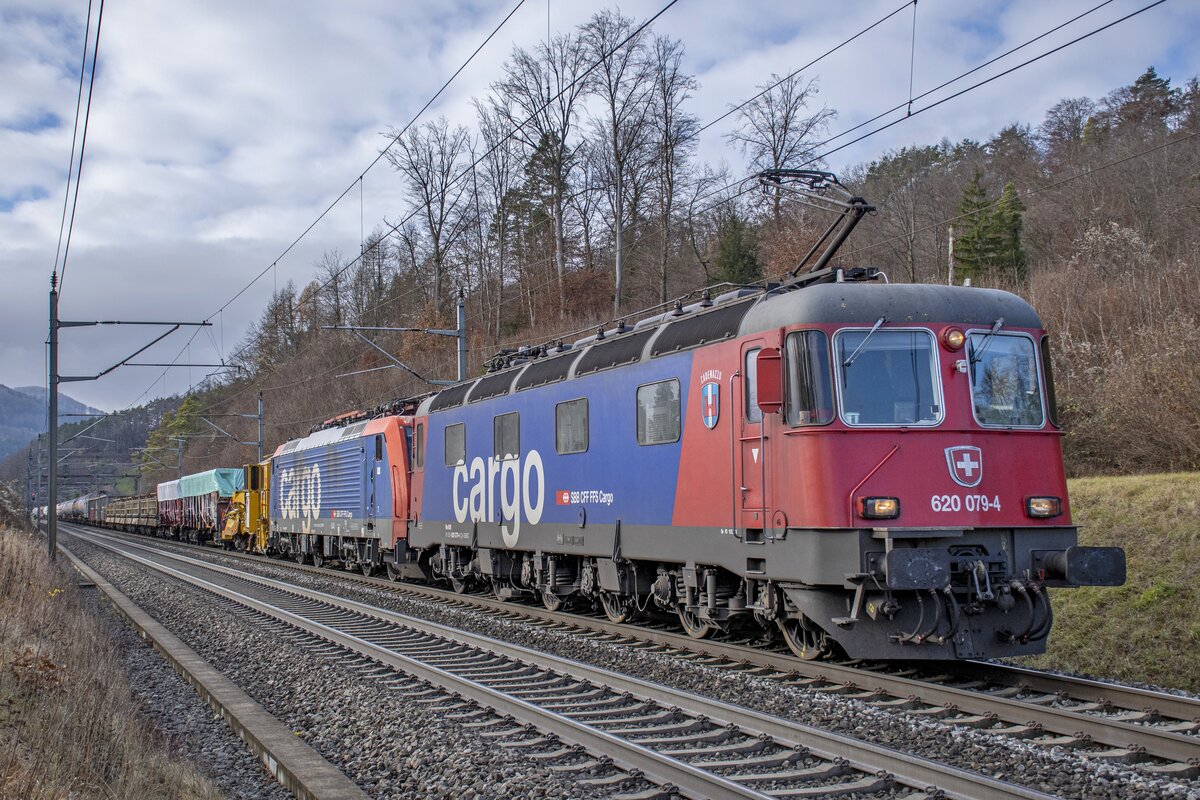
[714,212,760,284]
[954,172,1027,282]
[993,182,1027,282]
[953,169,992,280]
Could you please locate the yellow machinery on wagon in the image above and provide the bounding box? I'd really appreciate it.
[221,460,271,552]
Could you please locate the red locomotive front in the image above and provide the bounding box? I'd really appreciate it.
[675,280,1125,660]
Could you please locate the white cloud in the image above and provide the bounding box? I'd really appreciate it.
[1,0,1197,410]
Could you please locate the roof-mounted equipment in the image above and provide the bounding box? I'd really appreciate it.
[757,169,875,277]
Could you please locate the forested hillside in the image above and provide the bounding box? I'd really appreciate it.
[184,53,1200,477]
[19,11,1200,490]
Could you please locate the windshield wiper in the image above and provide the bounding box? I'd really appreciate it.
[970,317,1006,364]
[843,317,886,367]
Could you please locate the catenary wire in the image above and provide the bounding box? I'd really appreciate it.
[157,0,1156,432]
[51,0,93,280]
[57,0,106,296]
[199,0,1130,413]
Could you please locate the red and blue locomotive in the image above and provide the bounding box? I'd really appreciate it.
[266,172,1124,661]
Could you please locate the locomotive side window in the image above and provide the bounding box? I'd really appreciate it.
[637,379,681,445]
[785,331,834,426]
[413,423,424,469]
[968,332,1045,427]
[836,329,941,426]
[744,348,762,423]
[1041,336,1059,427]
[494,412,520,459]
[556,398,588,454]
[444,423,465,467]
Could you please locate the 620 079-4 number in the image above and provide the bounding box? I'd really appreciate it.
[930,494,1002,512]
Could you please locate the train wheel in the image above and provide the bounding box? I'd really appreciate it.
[677,606,714,639]
[293,550,305,565]
[778,618,827,661]
[312,551,324,569]
[541,590,564,612]
[450,575,468,594]
[600,592,632,624]
[360,562,375,578]
[385,562,402,582]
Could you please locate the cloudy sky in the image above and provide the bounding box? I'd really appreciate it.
[2,0,1196,412]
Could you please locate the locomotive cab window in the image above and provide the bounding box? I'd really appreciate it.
[637,379,680,445]
[836,328,941,426]
[968,332,1045,427]
[786,331,834,426]
[444,423,465,467]
[556,398,588,454]
[494,412,520,460]
[413,423,425,469]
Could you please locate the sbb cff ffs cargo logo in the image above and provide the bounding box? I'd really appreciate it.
[452,450,545,548]
[945,446,983,488]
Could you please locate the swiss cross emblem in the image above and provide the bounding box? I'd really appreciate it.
[945,446,983,488]
[701,382,720,429]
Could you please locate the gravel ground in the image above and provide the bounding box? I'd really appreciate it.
[90,593,294,800]
[65,533,644,800]
[112,537,1200,800]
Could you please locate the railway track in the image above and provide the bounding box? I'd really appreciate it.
[63,523,1059,800]
[70,523,1200,778]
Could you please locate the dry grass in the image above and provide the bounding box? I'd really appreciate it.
[1023,473,1200,692]
[0,527,224,800]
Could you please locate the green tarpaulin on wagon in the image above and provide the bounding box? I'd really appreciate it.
[178,468,244,499]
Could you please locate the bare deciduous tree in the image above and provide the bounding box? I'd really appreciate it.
[492,34,590,313]
[727,73,836,222]
[647,33,698,303]
[384,117,472,315]
[581,9,653,316]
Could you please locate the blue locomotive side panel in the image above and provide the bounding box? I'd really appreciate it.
[419,352,692,545]
[271,422,379,537]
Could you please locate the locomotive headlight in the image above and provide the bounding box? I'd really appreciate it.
[859,496,900,519]
[942,327,965,351]
[1026,496,1062,518]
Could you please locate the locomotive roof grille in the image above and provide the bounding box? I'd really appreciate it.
[650,298,756,357]
[468,370,517,403]
[429,381,472,412]
[575,329,654,377]
[514,351,579,391]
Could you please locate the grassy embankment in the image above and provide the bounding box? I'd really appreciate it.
[0,526,223,800]
[1025,473,1200,693]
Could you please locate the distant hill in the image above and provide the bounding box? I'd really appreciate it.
[0,385,103,462]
